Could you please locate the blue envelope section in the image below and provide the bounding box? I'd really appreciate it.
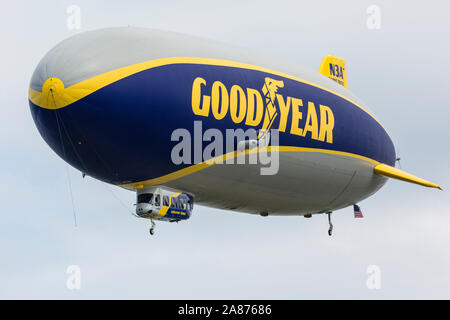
[29,62,396,185]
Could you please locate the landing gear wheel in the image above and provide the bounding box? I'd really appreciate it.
[327,212,333,237]
[149,219,156,236]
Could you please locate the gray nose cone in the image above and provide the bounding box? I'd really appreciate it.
[30,27,160,91]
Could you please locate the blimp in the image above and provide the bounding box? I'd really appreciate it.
[28,27,441,236]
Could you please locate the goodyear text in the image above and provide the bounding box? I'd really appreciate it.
[191,76,335,143]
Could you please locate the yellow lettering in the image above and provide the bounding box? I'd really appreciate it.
[290,98,303,136]
[191,77,210,117]
[245,88,263,126]
[211,81,229,120]
[229,85,246,123]
[318,105,335,143]
[276,94,291,132]
[303,102,319,140]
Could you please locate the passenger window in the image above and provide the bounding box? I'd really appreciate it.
[154,194,160,207]
[163,196,169,207]
[171,198,177,208]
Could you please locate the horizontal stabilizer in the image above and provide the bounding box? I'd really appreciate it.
[374,164,442,190]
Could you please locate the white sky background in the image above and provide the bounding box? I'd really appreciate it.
[0,0,449,299]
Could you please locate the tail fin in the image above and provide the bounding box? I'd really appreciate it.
[318,55,348,88]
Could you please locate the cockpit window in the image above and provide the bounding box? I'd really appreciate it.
[137,193,153,204]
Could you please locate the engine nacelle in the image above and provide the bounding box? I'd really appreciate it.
[136,186,194,222]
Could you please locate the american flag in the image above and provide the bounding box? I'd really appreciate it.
[353,204,363,218]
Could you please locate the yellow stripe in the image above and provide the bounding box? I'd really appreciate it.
[156,192,182,217]
[28,57,383,127]
[374,163,442,190]
[127,148,441,192]
[120,146,380,190]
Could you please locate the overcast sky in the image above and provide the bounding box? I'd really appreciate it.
[1,0,449,299]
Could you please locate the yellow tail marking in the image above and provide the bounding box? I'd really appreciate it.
[374,163,442,190]
[318,55,348,88]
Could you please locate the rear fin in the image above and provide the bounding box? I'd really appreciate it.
[318,55,348,88]
[374,164,442,190]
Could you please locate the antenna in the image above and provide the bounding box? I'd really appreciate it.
[395,144,403,170]
[395,156,402,169]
